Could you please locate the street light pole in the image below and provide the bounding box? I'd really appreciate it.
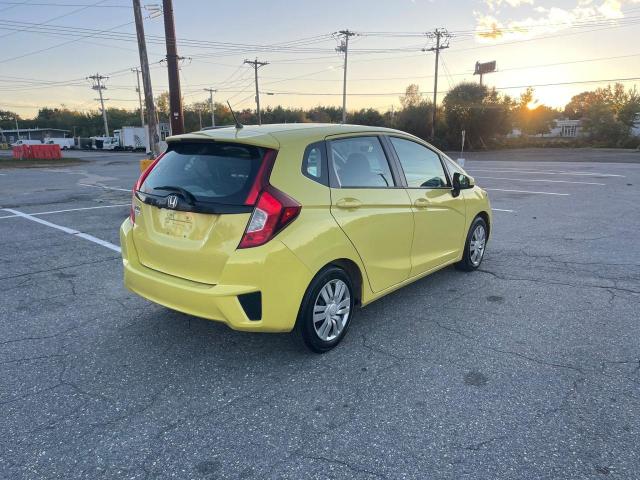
[162,0,184,135]
[244,59,268,125]
[423,28,451,141]
[204,88,217,127]
[87,73,109,137]
[132,67,145,127]
[132,0,160,156]
[336,29,356,124]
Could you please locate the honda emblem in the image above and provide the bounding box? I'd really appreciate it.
[167,195,178,209]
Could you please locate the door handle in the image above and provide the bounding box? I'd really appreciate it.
[335,197,362,209]
[413,197,430,208]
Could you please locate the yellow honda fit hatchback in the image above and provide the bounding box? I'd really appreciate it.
[120,124,491,352]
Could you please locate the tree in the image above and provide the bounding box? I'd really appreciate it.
[400,84,422,109]
[349,108,385,126]
[395,101,434,141]
[582,101,629,145]
[514,88,557,136]
[566,83,639,145]
[443,82,513,148]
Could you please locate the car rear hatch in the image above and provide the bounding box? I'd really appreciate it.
[132,140,275,285]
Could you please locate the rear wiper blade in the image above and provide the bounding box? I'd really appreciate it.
[154,185,197,205]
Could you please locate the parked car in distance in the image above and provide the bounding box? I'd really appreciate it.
[45,138,75,150]
[11,139,43,146]
[120,123,491,352]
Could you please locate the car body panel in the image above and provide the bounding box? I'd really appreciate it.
[132,198,251,285]
[329,187,414,293]
[404,187,467,276]
[121,218,312,332]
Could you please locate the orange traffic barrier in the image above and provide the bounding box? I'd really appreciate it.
[12,144,61,160]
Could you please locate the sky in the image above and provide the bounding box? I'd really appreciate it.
[0,0,639,118]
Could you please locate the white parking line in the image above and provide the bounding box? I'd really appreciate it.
[79,183,130,192]
[0,203,129,220]
[486,188,570,196]
[3,208,121,253]
[476,176,605,186]
[492,208,514,212]
[469,168,624,178]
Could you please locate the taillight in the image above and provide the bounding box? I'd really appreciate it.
[244,149,277,206]
[130,153,164,224]
[238,185,301,249]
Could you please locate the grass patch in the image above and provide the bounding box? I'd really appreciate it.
[0,157,88,169]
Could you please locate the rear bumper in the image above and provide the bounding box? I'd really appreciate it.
[119,219,311,332]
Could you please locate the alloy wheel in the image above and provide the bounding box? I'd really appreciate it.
[312,279,351,341]
[469,224,486,266]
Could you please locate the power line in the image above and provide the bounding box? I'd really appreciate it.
[0,1,130,7]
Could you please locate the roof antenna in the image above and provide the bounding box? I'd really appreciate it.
[227,101,243,129]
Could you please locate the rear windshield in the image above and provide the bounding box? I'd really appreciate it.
[140,142,266,205]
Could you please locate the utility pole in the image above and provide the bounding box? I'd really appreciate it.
[336,29,356,124]
[197,108,202,130]
[132,67,144,127]
[244,59,268,125]
[423,28,451,141]
[204,88,217,127]
[87,73,109,137]
[133,0,160,156]
[162,0,184,135]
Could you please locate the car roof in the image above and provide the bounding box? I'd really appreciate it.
[167,123,416,149]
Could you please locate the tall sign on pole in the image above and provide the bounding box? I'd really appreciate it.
[132,0,160,156]
[474,61,497,86]
[162,0,184,135]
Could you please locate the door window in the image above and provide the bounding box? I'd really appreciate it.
[389,137,448,188]
[329,136,394,188]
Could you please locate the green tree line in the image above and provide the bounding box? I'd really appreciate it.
[1,82,638,149]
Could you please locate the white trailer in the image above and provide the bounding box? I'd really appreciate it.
[114,127,148,151]
[45,138,75,150]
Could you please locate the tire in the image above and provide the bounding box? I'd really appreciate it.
[296,266,355,353]
[456,216,488,272]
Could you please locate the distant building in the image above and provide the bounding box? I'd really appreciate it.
[508,119,583,139]
[549,119,583,138]
[0,128,71,144]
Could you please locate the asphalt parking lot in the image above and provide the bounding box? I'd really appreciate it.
[1,148,639,479]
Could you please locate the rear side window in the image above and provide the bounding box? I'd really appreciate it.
[302,141,328,186]
[329,136,394,188]
[141,142,267,205]
[389,137,448,188]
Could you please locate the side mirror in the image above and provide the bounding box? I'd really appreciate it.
[452,172,474,197]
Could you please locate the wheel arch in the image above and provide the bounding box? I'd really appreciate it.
[327,258,364,306]
[475,211,491,238]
